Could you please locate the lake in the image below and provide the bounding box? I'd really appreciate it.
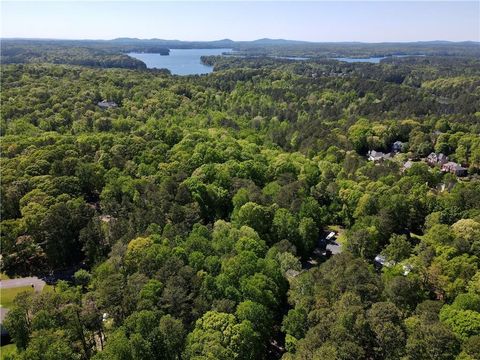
[128,48,232,75]
[333,55,425,63]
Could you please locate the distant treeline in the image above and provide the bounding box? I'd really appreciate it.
[2,38,479,70]
[1,42,153,69]
[230,40,480,58]
[1,39,174,69]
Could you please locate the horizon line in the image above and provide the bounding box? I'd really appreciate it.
[2,37,479,44]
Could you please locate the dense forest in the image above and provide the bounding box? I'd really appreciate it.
[1,43,480,360]
[0,40,158,69]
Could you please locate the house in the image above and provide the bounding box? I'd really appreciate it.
[426,152,448,167]
[442,162,468,177]
[374,254,394,268]
[392,141,405,153]
[374,255,413,275]
[97,100,118,109]
[367,150,391,162]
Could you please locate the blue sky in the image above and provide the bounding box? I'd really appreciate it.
[1,1,479,42]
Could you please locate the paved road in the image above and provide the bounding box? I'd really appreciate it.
[0,276,46,292]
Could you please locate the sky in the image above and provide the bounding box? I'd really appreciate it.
[1,1,479,42]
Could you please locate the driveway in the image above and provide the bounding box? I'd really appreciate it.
[0,276,46,292]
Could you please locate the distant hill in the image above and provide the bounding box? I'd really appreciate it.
[249,38,312,45]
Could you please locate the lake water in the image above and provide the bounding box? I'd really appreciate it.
[333,57,385,63]
[128,48,232,75]
[129,49,424,73]
[333,55,425,63]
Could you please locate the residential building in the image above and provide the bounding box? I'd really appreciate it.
[97,100,118,109]
[426,152,448,166]
[442,162,468,177]
[392,141,405,153]
[367,150,391,162]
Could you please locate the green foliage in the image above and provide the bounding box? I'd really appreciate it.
[19,330,75,360]
[405,321,460,360]
[1,47,480,360]
[184,311,261,360]
[282,308,307,339]
[74,269,91,288]
[382,234,412,263]
[439,293,480,340]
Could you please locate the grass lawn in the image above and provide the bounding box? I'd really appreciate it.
[0,281,52,359]
[0,274,10,281]
[43,284,54,294]
[410,232,424,241]
[0,286,34,309]
[327,225,346,245]
[0,344,17,359]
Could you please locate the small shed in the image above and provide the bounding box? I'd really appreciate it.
[326,232,336,241]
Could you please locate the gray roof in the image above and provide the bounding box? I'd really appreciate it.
[443,162,466,171]
[427,152,448,162]
[97,100,118,108]
[368,150,391,161]
[374,254,394,267]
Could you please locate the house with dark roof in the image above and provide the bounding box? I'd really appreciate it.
[392,141,405,153]
[442,162,468,177]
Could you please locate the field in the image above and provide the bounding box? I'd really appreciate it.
[0,286,34,309]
